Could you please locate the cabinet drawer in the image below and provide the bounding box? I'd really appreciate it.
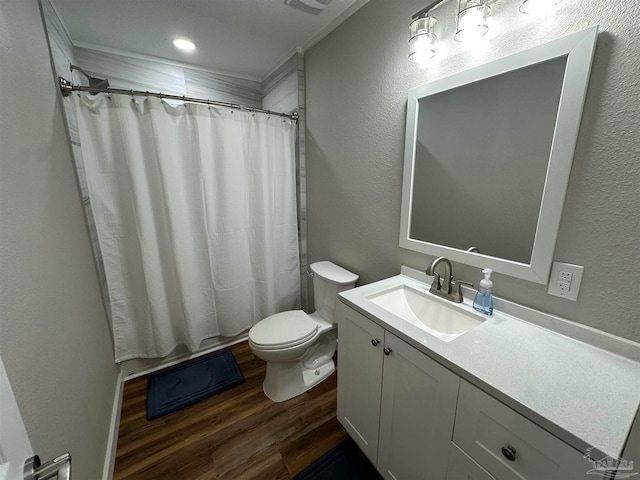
[446,443,497,480]
[453,380,590,480]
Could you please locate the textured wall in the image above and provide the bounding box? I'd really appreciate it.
[0,1,119,477]
[305,0,640,342]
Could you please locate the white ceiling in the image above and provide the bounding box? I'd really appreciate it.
[51,0,368,80]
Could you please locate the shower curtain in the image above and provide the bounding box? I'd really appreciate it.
[74,94,300,362]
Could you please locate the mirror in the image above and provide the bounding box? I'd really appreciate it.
[400,27,598,283]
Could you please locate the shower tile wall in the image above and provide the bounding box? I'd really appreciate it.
[74,48,187,97]
[40,0,74,83]
[263,54,299,113]
[72,48,263,108]
[296,53,309,312]
[184,69,262,107]
[263,52,309,311]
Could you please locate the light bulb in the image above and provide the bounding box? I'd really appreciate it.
[455,1,489,42]
[172,38,196,52]
[409,15,437,63]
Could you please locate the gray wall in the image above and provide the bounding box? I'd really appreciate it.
[305,0,640,342]
[0,1,119,477]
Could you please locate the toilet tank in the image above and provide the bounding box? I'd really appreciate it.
[310,261,359,322]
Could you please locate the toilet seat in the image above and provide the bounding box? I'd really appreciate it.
[249,311,318,350]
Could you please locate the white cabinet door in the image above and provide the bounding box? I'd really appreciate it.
[337,303,385,464]
[377,332,460,480]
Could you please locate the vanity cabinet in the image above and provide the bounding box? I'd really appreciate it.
[337,303,460,480]
[337,302,599,480]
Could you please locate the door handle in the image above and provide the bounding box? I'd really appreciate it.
[24,452,71,480]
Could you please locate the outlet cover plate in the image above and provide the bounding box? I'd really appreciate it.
[548,262,584,301]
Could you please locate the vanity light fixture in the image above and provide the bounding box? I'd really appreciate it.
[409,13,438,63]
[172,38,196,52]
[408,0,492,64]
[454,0,490,42]
[519,0,563,14]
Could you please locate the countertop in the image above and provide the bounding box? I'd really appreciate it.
[338,268,640,459]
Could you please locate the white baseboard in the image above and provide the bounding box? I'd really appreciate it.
[102,371,124,480]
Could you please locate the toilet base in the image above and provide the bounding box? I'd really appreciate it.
[262,359,336,403]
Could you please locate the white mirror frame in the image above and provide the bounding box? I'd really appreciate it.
[400,26,598,284]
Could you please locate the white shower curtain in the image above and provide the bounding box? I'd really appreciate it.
[74,94,300,362]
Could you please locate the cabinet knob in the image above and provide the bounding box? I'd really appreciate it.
[383,347,392,356]
[371,339,380,347]
[501,445,517,462]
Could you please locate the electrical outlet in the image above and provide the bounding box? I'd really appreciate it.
[548,262,584,301]
[559,270,573,282]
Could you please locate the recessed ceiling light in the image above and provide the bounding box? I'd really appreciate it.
[172,38,196,52]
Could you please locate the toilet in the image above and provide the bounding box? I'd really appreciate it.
[248,261,358,402]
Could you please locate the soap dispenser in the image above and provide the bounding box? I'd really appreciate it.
[473,268,494,315]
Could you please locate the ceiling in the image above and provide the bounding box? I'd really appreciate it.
[50,0,368,81]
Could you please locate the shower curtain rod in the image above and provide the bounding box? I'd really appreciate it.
[58,77,299,122]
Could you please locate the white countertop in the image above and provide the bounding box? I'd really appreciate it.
[338,270,640,459]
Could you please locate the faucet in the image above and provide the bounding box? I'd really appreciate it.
[426,257,453,294]
[425,257,473,303]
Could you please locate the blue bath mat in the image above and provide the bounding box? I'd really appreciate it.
[146,349,244,420]
[293,439,381,480]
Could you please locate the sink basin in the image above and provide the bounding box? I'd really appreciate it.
[366,285,485,342]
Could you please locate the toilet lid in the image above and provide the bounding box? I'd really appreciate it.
[249,311,318,349]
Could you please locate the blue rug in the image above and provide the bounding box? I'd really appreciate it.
[146,349,244,420]
[293,439,381,480]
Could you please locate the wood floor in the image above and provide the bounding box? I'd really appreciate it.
[113,341,357,479]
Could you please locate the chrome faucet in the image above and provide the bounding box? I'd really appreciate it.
[425,257,473,303]
[426,257,453,295]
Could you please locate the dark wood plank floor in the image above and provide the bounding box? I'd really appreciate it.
[113,341,356,479]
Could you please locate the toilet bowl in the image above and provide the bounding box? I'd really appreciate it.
[248,261,358,402]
